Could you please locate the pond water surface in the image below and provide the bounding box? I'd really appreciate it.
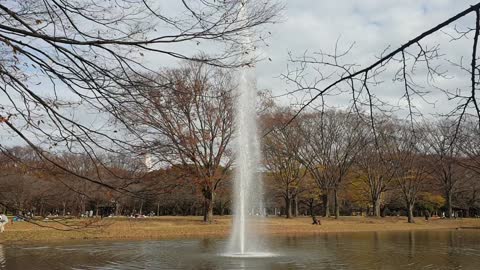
[1,229,479,270]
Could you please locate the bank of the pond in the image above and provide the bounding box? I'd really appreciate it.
[1,216,479,243]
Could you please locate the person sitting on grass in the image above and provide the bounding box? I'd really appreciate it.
[0,214,8,233]
[312,215,321,225]
[424,210,431,221]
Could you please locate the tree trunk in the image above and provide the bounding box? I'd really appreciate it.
[80,196,86,216]
[156,202,160,216]
[40,202,44,217]
[322,193,330,217]
[446,191,453,219]
[407,202,415,223]
[115,201,121,216]
[334,189,340,219]
[62,202,66,216]
[373,196,381,217]
[293,194,298,217]
[203,189,214,223]
[285,197,292,218]
[220,204,226,216]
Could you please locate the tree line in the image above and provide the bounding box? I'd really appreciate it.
[262,106,480,223]
[0,0,281,224]
[2,0,480,226]
[1,63,479,224]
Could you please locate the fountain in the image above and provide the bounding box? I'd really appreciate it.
[225,3,273,257]
[226,60,262,256]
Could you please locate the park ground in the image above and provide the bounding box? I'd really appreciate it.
[1,216,479,243]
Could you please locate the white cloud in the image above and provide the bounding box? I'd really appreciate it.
[256,0,480,118]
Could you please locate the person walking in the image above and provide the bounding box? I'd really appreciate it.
[0,214,8,233]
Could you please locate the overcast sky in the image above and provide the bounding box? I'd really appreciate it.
[256,0,477,89]
[249,0,479,115]
[2,0,480,147]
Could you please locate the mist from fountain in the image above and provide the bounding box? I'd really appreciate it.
[224,27,275,260]
[226,60,263,256]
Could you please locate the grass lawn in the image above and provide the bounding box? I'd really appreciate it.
[1,215,479,243]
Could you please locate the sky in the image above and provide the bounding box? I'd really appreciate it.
[256,0,476,88]
[251,0,479,116]
[127,0,480,117]
[2,0,480,148]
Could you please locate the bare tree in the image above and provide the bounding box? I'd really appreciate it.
[392,124,431,223]
[297,110,366,218]
[119,61,235,223]
[262,107,305,218]
[424,120,465,218]
[459,119,480,174]
[271,6,480,218]
[328,112,367,219]
[0,0,281,195]
[453,167,480,217]
[355,119,400,217]
[296,112,334,217]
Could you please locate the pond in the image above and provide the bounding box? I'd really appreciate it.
[1,229,479,270]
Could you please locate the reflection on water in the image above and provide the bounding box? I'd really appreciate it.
[1,230,480,270]
[0,244,5,268]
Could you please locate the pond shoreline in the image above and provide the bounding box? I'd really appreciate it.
[1,216,479,244]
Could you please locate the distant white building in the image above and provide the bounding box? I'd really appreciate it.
[144,153,154,172]
[143,153,168,172]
